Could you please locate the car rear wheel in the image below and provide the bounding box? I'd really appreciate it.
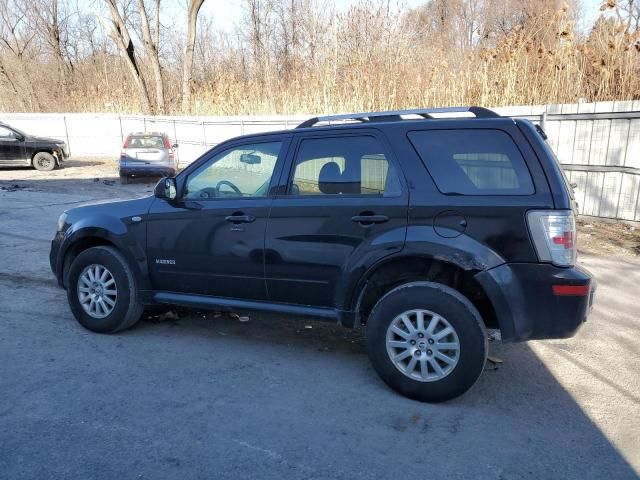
[366,281,487,402]
[66,246,143,333]
[32,152,56,171]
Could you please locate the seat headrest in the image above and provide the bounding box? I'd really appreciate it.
[318,161,343,194]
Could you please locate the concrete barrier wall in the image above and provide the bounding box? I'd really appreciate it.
[2,100,640,221]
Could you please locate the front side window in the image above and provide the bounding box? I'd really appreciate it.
[0,126,16,139]
[408,129,535,195]
[185,141,282,199]
[290,136,401,196]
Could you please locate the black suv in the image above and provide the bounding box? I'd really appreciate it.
[50,107,595,402]
[0,122,68,170]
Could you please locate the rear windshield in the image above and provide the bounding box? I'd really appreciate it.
[407,129,535,195]
[127,135,165,149]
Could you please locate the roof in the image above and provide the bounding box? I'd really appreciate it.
[296,106,500,128]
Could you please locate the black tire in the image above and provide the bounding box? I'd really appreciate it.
[119,174,129,184]
[32,152,56,171]
[366,281,487,403]
[66,246,143,333]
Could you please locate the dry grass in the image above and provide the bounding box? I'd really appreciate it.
[0,0,638,114]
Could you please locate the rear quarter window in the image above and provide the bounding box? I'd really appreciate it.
[407,129,535,195]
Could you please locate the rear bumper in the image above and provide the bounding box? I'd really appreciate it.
[119,164,176,177]
[475,262,595,342]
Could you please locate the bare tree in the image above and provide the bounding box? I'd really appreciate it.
[99,0,153,114]
[28,0,72,93]
[137,0,164,113]
[182,0,204,112]
[0,0,41,109]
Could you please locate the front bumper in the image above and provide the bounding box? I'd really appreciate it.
[50,231,64,287]
[476,262,595,342]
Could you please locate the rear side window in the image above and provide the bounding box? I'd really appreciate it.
[407,129,534,195]
[290,136,402,196]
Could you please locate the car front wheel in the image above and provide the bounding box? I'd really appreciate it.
[66,246,143,333]
[32,152,56,171]
[366,281,487,402]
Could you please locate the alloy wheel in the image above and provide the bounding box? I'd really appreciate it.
[77,264,117,319]
[385,309,460,382]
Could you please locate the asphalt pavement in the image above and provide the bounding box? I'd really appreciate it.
[0,167,638,480]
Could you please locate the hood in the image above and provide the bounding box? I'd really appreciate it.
[25,135,65,144]
[65,195,156,224]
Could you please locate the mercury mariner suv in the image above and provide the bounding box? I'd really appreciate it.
[50,107,595,402]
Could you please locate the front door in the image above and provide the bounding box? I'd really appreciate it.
[265,131,409,309]
[0,125,26,165]
[147,137,289,300]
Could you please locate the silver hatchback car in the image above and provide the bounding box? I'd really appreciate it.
[119,132,178,183]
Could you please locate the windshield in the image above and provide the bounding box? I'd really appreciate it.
[6,125,27,137]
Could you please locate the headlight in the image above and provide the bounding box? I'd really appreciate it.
[56,212,68,232]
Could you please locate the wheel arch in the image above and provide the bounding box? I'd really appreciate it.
[60,229,150,293]
[350,254,499,332]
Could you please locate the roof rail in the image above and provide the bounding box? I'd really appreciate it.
[296,106,499,128]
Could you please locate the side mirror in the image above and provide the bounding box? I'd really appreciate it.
[154,177,177,200]
[14,133,24,142]
[240,153,261,165]
[172,143,178,149]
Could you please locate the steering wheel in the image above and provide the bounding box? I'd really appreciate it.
[195,187,218,199]
[216,180,242,197]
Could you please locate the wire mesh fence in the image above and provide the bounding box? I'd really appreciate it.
[2,100,639,221]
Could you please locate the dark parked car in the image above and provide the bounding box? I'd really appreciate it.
[50,107,595,402]
[0,121,69,171]
[119,132,177,183]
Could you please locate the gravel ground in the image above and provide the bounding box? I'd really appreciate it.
[0,159,639,479]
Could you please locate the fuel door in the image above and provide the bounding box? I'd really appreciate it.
[434,210,467,238]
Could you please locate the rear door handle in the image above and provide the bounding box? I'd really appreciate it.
[351,214,389,225]
[225,214,256,224]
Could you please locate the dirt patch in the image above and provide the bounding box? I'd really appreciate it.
[578,217,640,258]
[0,157,158,198]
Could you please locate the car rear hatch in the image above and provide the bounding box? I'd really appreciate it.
[122,134,171,165]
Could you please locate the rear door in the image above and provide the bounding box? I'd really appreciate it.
[264,129,409,309]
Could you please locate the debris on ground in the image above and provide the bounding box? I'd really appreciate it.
[0,183,25,192]
[485,356,503,371]
[229,313,250,322]
[102,179,116,186]
[157,310,179,322]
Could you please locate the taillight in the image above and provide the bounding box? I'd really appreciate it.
[121,135,131,159]
[163,135,174,160]
[527,210,577,267]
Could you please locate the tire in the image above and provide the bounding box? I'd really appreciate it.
[120,174,129,184]
[32,152,56,171]
[66,246,143,333]
[366,281,487,403]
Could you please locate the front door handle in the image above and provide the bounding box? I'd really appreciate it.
[225,213,256,224]
[351,214,389,225]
